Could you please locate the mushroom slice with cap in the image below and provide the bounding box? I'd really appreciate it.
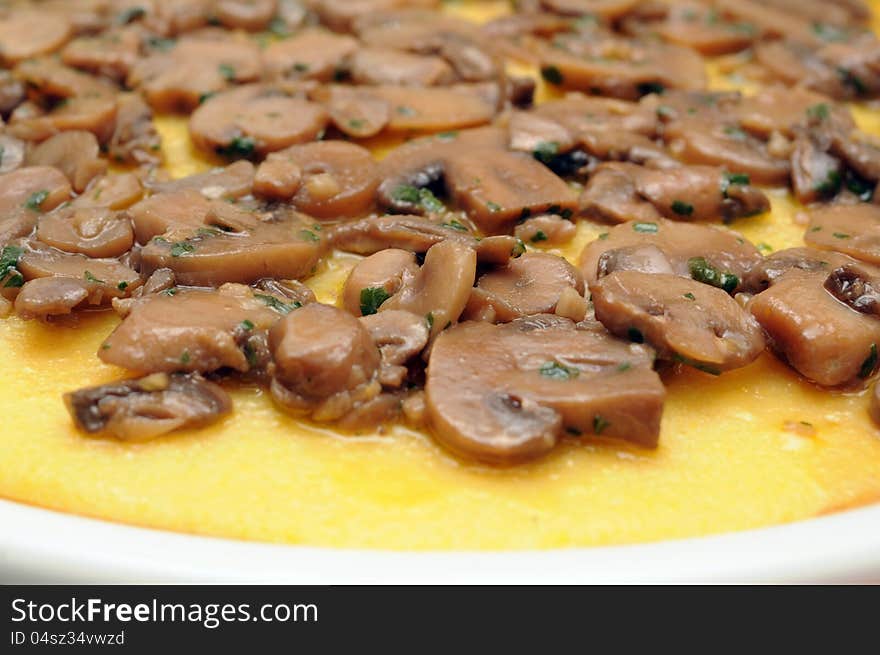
[0,166,71,216]
[514,214,577,247]
[17,246,141,302]
[734,86,853,139]
[314,86,391,139]
[258,142,379,219]
[61,26,142,82]
[380,239,477,339]
[535,36,706,100]
[663,116,791,186]
[444,149,577,233]
[579,218,762,291]
[189,85,329,158]
[107,93,162,167]
[360,309,429,388]
[748,267,880,387]
[464,253,585,323]
[37,206,134,259]
[139,213,326,287]
[824,264,880,317]
[425,315,665,465]
[128,189,214,244]
[25,131,107,194]
[100,284,285,374]
[742,247,856,293]
[648,1,757,56]
[579,164,664,225]
[146,161,255,200]
[592,271,766,373]
[790,129,845,205]
[269,303,384,422]
[127,35,263,112]
[72,174,144,211]
[0,10,72,66]
[263,27,359,82]
[214,0,278,31]
[342,249,419,317]
[64,373,232,441]
[804,203,880,266]
[349,47,456,87]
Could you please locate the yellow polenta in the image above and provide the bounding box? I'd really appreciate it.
[1,1,880,550]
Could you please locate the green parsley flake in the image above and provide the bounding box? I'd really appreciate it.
[688,257,739,293]
[671,200,694,216]
[359,287,391,316]
[24,190,49,212]
[592,415,611,435]
[632,221,658,233]
[539,361,579,380]
[170,242,196,257]
[540,65,564,85]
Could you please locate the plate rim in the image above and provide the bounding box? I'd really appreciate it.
[2,498,880,583]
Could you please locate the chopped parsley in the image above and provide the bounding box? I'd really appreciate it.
[859,344,878,379]
[806,103,830,121]
[240,319,255,331]
[117,281,129,291]
[180,350,191,365]
[539,361,580,380]
[832,232,850,239]
[673,353,721,376]
[530,230,548,243]
[671,200,694,216]
[116,6,145,24]
[838,66,867,95]
[721,172,750,198]
[24,190,49,212]
[486,201,502,213]
[436,131,459,141]
[391,185,445,213]
[218,63,236,81]
[592,415,611,435]
[170,242,196,257]
[637,82,665,95]
[533,141,559,164]
[348,118,366,130]
[540,65,564,85]
[627,327,644,343]
[216,136,255,158]
[425,312,434,330]
[683,292,696,301]
[511,238,526,257]
[359,287,391,316]
[617,362,632,372]
[0,245,24,288]
[299,229,320,242]
[269,17,291,38]
[83,271,105,284]
[723,125,748,141]
[395,105,416,116]
[254,294,301,314]
[441,219,469,232]
[815,170,842,196]
[632,221,658,233]
[656,105,675,119]
[688,257,739,293]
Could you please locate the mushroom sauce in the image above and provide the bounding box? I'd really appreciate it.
[2,0,880,549]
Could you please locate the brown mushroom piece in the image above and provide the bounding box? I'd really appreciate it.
[349,47,456,87]
[0,69,24,116]
[514,214,577,246]
[127,35,263,112]
[824,264,880,317]
[376,126,506,214]
[72,173,144,211]
[663,117,791,186]
[139,212,326,286]
[579,164,664,224]
[269,303,383,422]
[310,84,391,139]
[64,372,232,442]
[540,0,640,20]
[790,129,846,205]
[0,10,72,65]
[425,315,665,465]
[649,2,757,56]
[100,284,284,374]
[147,161,255,200]
[804,203,880,265]
[748,266,880,387]
[61,27,141,82]
[14,277,93,319]
[742,246,855,293]
[262,141,379,219]
[0,135,25,174]
[17,246,141,302]
[360,309,430,388]
[464,253,585,323]
[263,27,359,82]
[381,239,477,339]
[592,271,766,373]
[25,131,107,193]
[580,218,762,291]
[36,206,134,259]
[0,166,71,216]
[535,36,707,100]
[445,148,578,233]
[342,249,419,317]
[214,0,278,31]
[107,93,162,167]
[189,85,329,158]
[734,86,853,139]
[253,156,302,201]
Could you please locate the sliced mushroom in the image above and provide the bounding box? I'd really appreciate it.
[107,93,162,167]
[214,0,278,31]
[514,214,577,246]
[342,248,419,317]
[253,156,302,201]
[381,239,477,338]
[790,129,845,205]
[804,203,880,265]
[61,26,141,82]
[25,131,107,193]
[824,264,880,316]
[261,141,379,219]
[580,218,762,291]
[349,47,456,87]
[71,173,144,211]
[139,212,326,286]
[64,372,232,441]
[445,148,577,233]
[535,36,706,100]
[464,253,585,323]
[146,161,255,200]
[579,164,664,224]
[263,27,359,81]
[269,303,383,421]
[100,284,284,374]
[14,277,93,319]
[734,86,853,139]
[189,85,329,157]
[540,0,640,20]
[649,2,757,56]
[748,268,880,387]
[0,166,71,215]
[360,309,429,388]
[17,246,141,303]
[742,246,855,293]
[0,134,25,174]
[425,315,665,465]
[0,10,72,65]
[592,271,765,373]
[37,206,134,259]
[127,35,263,112]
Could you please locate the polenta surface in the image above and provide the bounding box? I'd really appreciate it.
[2,0,880,550]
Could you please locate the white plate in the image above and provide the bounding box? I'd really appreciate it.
[2,498,880,583]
